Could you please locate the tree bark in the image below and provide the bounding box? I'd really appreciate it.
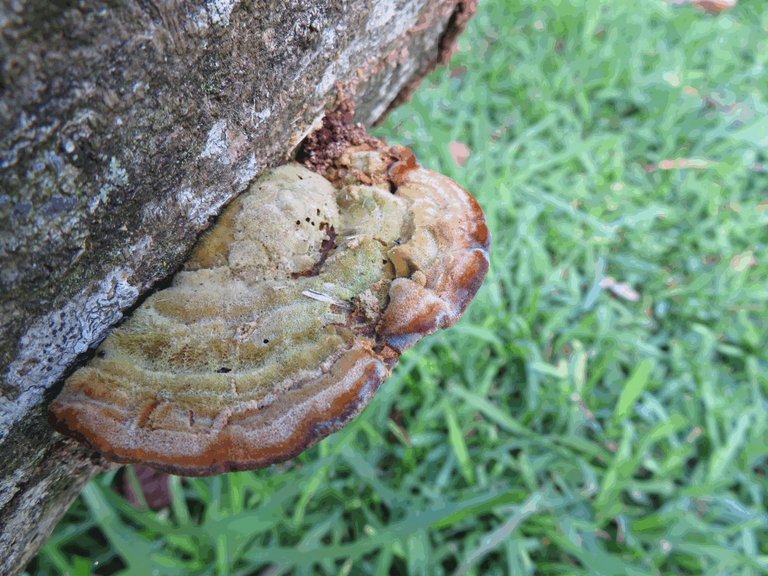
[0,0,476,572]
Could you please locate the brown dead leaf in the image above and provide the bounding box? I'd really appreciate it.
[448,140,471,167]
[668,0,737,13]
[646,158,717,172]
[121,466,171,510]
[691,0,737,13]
[659,158,717,170]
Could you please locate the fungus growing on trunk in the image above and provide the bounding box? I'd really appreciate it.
[48,142,490,476]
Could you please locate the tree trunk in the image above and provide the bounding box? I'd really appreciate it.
[0,0,476,572]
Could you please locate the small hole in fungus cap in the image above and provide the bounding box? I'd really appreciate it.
[216,367,231,373]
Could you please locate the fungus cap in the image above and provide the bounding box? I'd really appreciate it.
[48,144,490,476]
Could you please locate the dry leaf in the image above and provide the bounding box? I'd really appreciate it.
[669,0,737,14]
[658,158,717,170]
[730,250,756,272]
[448,140,471,167]
[646,158,717,172]
[599,276,641,302]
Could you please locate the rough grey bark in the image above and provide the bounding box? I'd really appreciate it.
[0,0,476,573]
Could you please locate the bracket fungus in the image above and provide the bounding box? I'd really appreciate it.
[48,143,491,476]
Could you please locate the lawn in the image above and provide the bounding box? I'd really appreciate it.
[27,0,768,574]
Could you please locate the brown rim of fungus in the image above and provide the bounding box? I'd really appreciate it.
[48,139,490,477]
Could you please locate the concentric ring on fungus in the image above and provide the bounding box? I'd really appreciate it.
[48,143,491,476]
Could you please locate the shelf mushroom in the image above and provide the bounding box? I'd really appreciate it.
[48,143,491,476]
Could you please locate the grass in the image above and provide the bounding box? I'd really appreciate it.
[27,0,768,574]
